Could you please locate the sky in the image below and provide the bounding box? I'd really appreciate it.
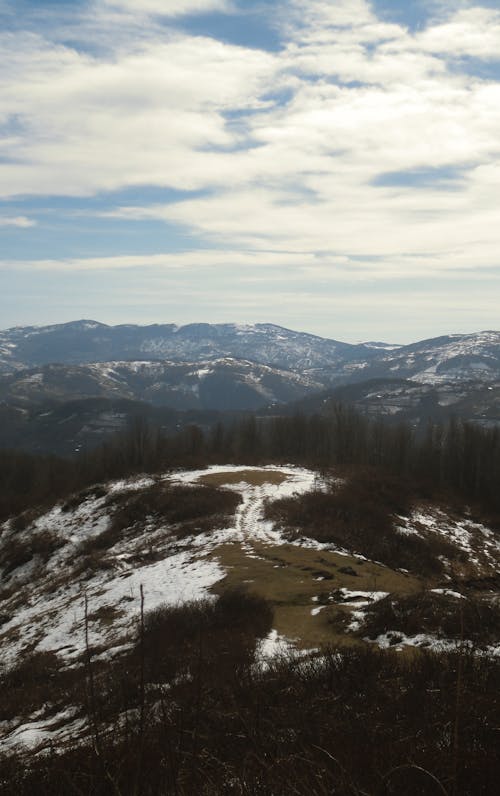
[1,0,500,343]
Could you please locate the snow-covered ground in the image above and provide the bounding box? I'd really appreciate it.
[396,507,500,571]
[0,466,319,673]
[1,464,499,752]
[1,465,497,674]
[0,465,321,752]
[171,464,317,550]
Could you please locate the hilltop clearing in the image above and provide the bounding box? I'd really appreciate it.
[1,464,499,759]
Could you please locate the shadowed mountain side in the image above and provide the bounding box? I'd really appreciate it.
[0,359,322,412]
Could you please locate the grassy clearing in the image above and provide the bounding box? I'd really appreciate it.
[198,469,289,487]
[210,541,424,649]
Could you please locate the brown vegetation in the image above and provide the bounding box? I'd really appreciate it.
[361,590,500,646]
[0,530,64,577]
[110,483,240,537]
[1,409,500,793]
[265,469,459,576]
[2,406,500,528]
[0,651,83,723]
[0,628,498,795]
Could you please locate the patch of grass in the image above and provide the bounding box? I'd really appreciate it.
[210,541,422,649]
[60,485,108,513]
[1,530,65,577]
[198,469,289,487]
[79,525,123,556]
[0,538,33,576]
[73,552,116,577]
[30,531,65,562]
[9,509,42,532]
[87,604,125,627]
[79,482,240,559]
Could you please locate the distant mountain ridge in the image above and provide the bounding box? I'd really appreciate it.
[2,321,500,402]
[0,320,378,377]
[3,321,500,454]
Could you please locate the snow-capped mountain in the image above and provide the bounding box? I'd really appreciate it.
[0,320,374,377]
[368,331,500,384]
[3,321,500,387]
[3,322,500,436]
[294,378,500,428]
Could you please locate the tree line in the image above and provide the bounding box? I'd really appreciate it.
[1,406,500,523]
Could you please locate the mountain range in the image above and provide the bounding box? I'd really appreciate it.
[2,320,500,386]
[0,320,387,378]
[2,320,500,453]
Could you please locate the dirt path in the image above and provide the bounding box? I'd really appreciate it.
[235,484,274,549]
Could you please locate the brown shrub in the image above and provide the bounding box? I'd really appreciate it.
[0,651,82,722]
[78,483,239,558]
[361,591,500,645]
[107,483,240,540]
[10,509,42,533]
[30,531,65,562]
[265,468,457,575]
[139,587,273,686]
[0,538,33,576]
[60,485,108,513]
[0,644,499,795]
[0,530,65,576]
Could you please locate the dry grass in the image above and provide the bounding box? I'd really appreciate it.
[198,469,289,487]
[87,604,125,627]
[209,541,424,649]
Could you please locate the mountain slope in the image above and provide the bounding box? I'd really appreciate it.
[0,320,375,376]
[0,358,323,411]
[3,321,500,388]
[365,331,500,383]
[288,377,500,427]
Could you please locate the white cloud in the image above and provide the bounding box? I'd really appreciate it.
[0,249,341,272]
[287,0,376,31]
[102,0,233,17]
[0,31,276,196]
[2,243,498,281]
[1,0,500,288]
[417,7,500,58]
[0,215,36,228]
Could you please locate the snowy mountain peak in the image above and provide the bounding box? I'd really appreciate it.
[2,322,500,391]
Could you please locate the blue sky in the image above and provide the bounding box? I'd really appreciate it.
[1,0,500,342]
